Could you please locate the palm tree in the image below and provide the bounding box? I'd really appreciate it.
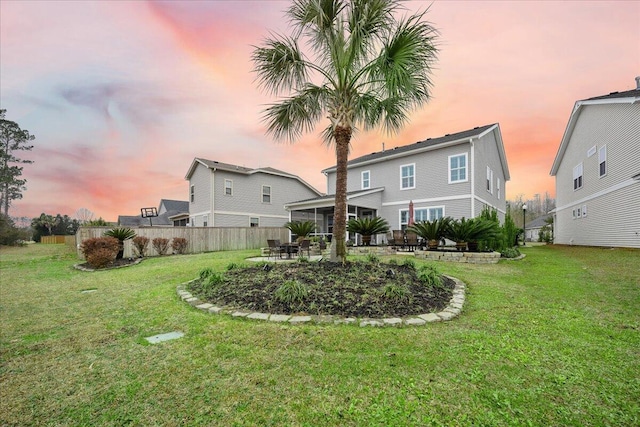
[252,0,438,262]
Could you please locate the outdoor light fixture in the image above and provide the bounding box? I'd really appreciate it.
[522,203,527,246]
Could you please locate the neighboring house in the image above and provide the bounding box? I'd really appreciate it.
[550,77,640,248]
[525,214,553,242]
[286,124,510,243]
[118,199,189,227]
[185,158,322,227]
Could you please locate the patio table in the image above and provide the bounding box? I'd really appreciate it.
[280,242,299,259]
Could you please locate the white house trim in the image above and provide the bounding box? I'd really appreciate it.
[382,194,471,207]
[214,210,289,219]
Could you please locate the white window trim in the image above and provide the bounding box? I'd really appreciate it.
[261,185,271,204]
[573,162,583,191]
[361,170,371,190]
[399,206,445,226]
[224,179,233,196]
[400,163,416,190]
[598,145,607,178]
[448,153,468,184]
[190,185,195,203]
[250,217,259,227]
[486,166,494,194]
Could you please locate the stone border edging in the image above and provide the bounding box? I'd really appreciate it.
[176,274,466,327]
[73,258,144,272]
[500,253,526,261]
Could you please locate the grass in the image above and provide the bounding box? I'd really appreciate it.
[1,243,639,426]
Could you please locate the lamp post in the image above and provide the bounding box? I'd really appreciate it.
[522,203,527,246]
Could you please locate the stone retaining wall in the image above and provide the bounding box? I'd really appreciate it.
[415,250,501,264]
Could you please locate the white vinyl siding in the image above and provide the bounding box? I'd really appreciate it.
[400,164,415,190]
[449,153,468,183]
[224,179,233,196]
[598,145,607,177]
[362,170,370,189]
[573,163,583,190]
[262,185,271,204]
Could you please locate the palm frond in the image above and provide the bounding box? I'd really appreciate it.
[262,85,328,142]
[252,35,309,96]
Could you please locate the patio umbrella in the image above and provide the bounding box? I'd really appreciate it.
[408,200,414,226]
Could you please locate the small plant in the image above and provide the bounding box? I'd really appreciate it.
[284,220,316,242]
[297,255,309,263]
[104,227,136,259]
[205,272,225,288]
[501,247,521,258]
[418,265,442,287]
[152,237,170,255]
[274,280,309,305]
[366,253,380,264]
[401,258,416,270]
[171,237,188,254]
[346,216,390,245]
[199,267,214,280]
[226,262,242,271]
[380,283,409,302]
[408,217,452,249]
[80,236,120,268]
[132,236,150,258]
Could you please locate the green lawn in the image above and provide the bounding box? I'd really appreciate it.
[1,244,638,426]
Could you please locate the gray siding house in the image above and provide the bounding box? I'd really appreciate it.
[550,78,640,248]
[286,124,510,243]
[185,158,322,227]
[118,199,189,227]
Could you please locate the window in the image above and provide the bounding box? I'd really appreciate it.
[224,179,233,196]
[400,164,415,189]
[361,170,370,189]
[190,185,195,202]
[486,167,493,194]
[262,185,271,203]
[573,163,583,190]
[572,208,576,219]
[576,206,581,218]
[599,145,607,177]
[582,204,587,217]
[250,217,259,227]
[400,206,444,229]
[497,178,501,200]
[203,214,208,227]
[449,153,467,183]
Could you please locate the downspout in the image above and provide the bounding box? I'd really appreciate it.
[211,168,216,226]
[470,139,475,217]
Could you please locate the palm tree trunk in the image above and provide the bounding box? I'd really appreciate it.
[331,126,352,263]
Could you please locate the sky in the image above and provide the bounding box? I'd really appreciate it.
[1,0,638,222]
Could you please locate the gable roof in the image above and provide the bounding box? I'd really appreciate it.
[322,123,510,180]
[284,187,385,210]
[159,199,188,213]
[185,158,322,196]
[550,86,640,175]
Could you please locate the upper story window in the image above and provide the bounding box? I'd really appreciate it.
[361,170,370,189]
[449,153,468,183]
[262,185,271,203]
[599,145,607,177]
[573,163,583,190]
[486,166,494,194]
[400,164,415,189]
[190,185,195,203]
[224,179,233,196]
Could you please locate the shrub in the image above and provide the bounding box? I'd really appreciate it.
[346,216,390,245]
[104,227,136,259]
[408,217,452,246]
[284,220,316,241]
[152,237,170,255]
[275,280,308,304]
[171,237,188,254]
[501,247,521,258]
[80,237,119,268]
[366,253,380,264]
[132,236,150,257]
[418,265,443,287]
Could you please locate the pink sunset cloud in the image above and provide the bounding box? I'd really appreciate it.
[1,0,638,222]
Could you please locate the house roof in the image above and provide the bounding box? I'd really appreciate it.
[525,213,553,229]
[159,199,188,212]
[321,123,510,180]
[185,158,322,196]
[284,187,385,210]
[550,85,640,176]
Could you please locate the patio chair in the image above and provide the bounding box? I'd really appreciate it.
[386,232,396,249]
[393,230,406,250]
[267,239,285,259]
[297,239,311,258]
[405,231,419,251]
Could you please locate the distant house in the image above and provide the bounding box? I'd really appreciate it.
[550,77,640,248]
[118,199,189,227]
[185,158,322,227]
[286,124,510,243]
[525,214,553,242]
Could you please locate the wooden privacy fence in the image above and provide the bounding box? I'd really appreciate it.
[75,226,289,259]
[41,235,67,244]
